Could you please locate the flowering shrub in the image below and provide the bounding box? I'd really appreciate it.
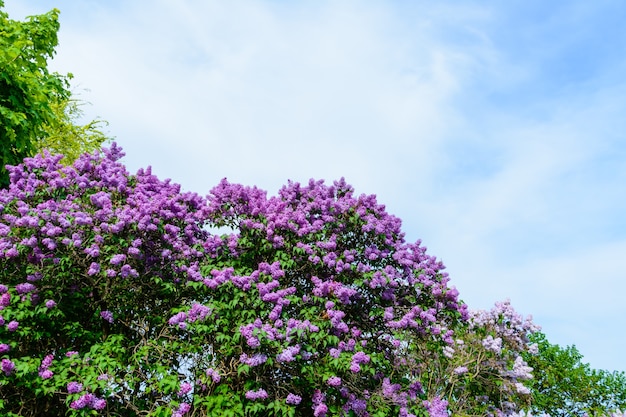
[417,299,540,416]
[0,145,467,416]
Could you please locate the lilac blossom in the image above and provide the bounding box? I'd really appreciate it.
[100,310,114,323]
[286,393,302,405]
[67,381,83,394]
[245,388,268,400]
[1,359,15,375]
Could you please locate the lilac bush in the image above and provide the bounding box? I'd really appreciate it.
[418,299,540,416]
[0,145,468,416]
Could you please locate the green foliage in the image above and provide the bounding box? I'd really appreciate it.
[0,2,110,188]
[0,1,70,188]
[37,97,111,164]
[522,332,626,417]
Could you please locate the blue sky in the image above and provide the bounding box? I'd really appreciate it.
[5,0,626,372]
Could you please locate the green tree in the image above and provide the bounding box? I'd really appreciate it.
[0,2,108,188]
[0,1,70,188]
[522,332,626,417]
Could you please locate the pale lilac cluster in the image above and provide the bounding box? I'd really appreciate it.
[1,358,15,375]
[442,300,540,415]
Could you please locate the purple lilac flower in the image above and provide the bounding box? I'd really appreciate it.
[240,353,268,367]
[326,376,342,387]
[100,310,114,323]
[45,299,56,308]
[7,321,18,332]
[173,402,191,417]
[110,253,127,265]
[178,381,193,396]
[0,292,10,308]
[39,369,54,379]
[423,396,449,417]
[70,393,92,409]
[454,366,468,375]
[92,398,107,410]
[1,359,15,375]
[87,262,100,275]
[286,393,302,405]
[15,282,36,294]
[313,403,328,417]
[245,388,268,400]
[41,354,54,369]
[206,368,221,383]
[187,303,211,322]
[277,345,300,363]
[0,343,9,354]
[0,285,7,293]
[66,351,78,357]
[67,381,83,393]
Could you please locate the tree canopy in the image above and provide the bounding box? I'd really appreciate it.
[0,145,469,416]
[522,332,626,417]
[0,2,109,188]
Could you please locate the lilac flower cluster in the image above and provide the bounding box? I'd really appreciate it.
[168,303,211,329]
[432,300,540,416]
[67,381,106,410]
[245,388,268,401]
[38,354,54,379]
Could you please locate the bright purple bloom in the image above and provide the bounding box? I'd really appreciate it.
[92,398,107,410]
[314,403,328,417]
[245,388,268,400]
[178,381,193,396]
[39,369,54,379]
[0,292,10,308]
[67,381,83,394]
[1,359,15,375]
[286,393,302,405]
[45,299,56,308]
[15,282,36,294]
[7,321,18,332]
[0,344,9,353]
[110,254,127,265]
[326,376,342,387]
[100,310,114,323]
[423,396,449,417]
[87,262,100,275]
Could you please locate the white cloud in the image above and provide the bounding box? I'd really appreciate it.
[4,0,626,372]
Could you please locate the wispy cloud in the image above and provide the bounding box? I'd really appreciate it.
[5,0,626,371]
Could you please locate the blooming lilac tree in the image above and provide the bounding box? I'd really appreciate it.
[0,145,467,416]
